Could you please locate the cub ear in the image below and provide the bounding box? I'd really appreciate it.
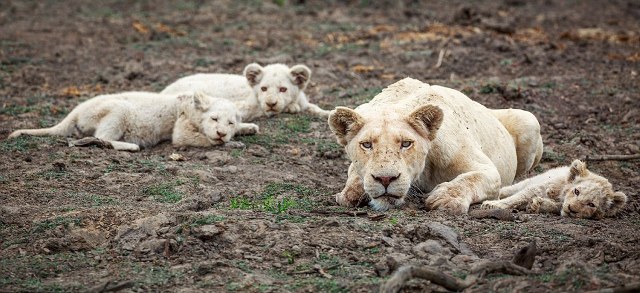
[289,64,311,89]
[244,63,264,86]
[568,159,588,182]
[407,105,443,141]
[192,91,211,111]
[328,107,364,146]
[605,191,627,217]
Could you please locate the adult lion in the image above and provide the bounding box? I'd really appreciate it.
[328,78,542,214]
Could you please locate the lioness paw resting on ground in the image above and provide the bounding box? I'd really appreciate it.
[329,78,543,214]
[481,160,627,219]
[8,91,258,151]
[161,63,330,121]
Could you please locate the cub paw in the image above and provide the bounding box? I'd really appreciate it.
[480,200,508,210]
[246,124,259,134]
[527,196,543,213]
[286,103,301,114]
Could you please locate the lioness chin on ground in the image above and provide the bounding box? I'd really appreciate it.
[329,77,543,214]
[481,159,627,219]
[8,91,258,151]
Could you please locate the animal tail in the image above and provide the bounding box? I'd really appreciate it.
[8,109,78,139]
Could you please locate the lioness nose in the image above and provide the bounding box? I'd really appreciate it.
[372,174,399,188]
[217,131,227,137]
[266,101,277,108]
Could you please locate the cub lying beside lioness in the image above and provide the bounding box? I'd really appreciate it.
[329,77,543,214]
[481,159,627,219]
[8,91,258,151]
[161,63,330,121]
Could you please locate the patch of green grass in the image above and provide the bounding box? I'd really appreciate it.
[229,182,325,214]
[38,169,68,180]
[189,215,225,227]
[479,83,501,94]
[0,104,34,116]
[88,194,117,207]
[230,149,244,158]
[32,216,82,233]
[1,135,59,152]
[143,180,184,203]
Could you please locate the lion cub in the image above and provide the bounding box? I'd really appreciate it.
[161,63,330,121]
[481,160,627,219]
[8,91,258,151]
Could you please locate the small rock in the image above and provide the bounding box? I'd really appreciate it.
[169,153,186,161]
[226,165,238,174]
[193,224,224,241]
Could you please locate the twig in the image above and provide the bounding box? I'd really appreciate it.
[583,281,640,293]
[380,260,535,293]
[434,49,445,68]
[585,154,640,161]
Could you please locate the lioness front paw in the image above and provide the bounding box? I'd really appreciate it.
[480,200,509,210]
[425,183,472,214]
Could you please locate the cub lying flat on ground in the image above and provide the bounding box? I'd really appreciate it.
[481,160,627,219]
[329,77,543,214]
[161,63,330,121]
[8,91,258,151]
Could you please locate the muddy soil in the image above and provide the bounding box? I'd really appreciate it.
[1,0,639,292]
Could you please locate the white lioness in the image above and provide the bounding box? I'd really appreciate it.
[161,63,330,121]
[8,91,258,151]
[481,160,627,219]
[328,78,543,214]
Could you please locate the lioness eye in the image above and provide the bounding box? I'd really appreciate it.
[261,87,267,92]
[279,87,287,93]
[587,202,596,208]
[401,141,413,148]
[361,142,372,149]
[211,117,218,121]
[574,188,580,196]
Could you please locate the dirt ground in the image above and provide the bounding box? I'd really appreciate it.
[1,0,639,292]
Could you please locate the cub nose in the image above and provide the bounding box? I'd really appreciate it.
[266,101,277,108]
[372,174,400,188]
[216,131,227,137]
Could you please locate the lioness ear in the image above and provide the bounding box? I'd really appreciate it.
[328,107,364,146]
[407,105,443,141]
[192,91,211,111]
[568,159,588,182]
[244,63,264,86]
[605,191,627,217]
[289,64,311,89]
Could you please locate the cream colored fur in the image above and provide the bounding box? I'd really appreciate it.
[328,78,543,214]
[8,91,258,151]
[161,63,330,121]
[481,160,627,219]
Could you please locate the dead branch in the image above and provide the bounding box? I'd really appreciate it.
[584,282,640,293]
[435,49,445,68]
[512,240,537,269]
[471,260,534,276]
[584,154,640,161]
[380,265,476,293]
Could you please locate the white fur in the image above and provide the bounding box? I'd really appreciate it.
[161,63,329,121]
[8,92,258,151]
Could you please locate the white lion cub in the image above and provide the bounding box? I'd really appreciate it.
[8,91,258,151]
[481,160,627,219]
[161,63,330,121]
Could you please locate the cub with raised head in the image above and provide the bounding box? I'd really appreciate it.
[328,78,543,214]
[481,160,627,219]
[8,91,258,151]
[161,63,329,121]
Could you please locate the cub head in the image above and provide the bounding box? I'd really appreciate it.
[329,105,443,211]
[178,92,241,145]
[243,63,311,116]
[561,159,627,219]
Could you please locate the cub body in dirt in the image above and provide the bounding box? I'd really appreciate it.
[9,91,258,151]
[328,77,543,214]
[161,63,330,121]
[482,159,627,219]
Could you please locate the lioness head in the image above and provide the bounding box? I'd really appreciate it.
[243,63,311,116]
[329,105,443,211]
[178,92,241,145]
[561,160,627,219]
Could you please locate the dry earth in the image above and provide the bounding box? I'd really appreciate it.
[1,0,639,292]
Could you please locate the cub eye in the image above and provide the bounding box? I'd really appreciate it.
[587,202,596,208]
[229,121,234,125]
[574,188,580,196]
[360,142,372,149]
[401,141,413,148]
[279,87,287,93]
[211,117,218,121]
[261,87,267,92]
